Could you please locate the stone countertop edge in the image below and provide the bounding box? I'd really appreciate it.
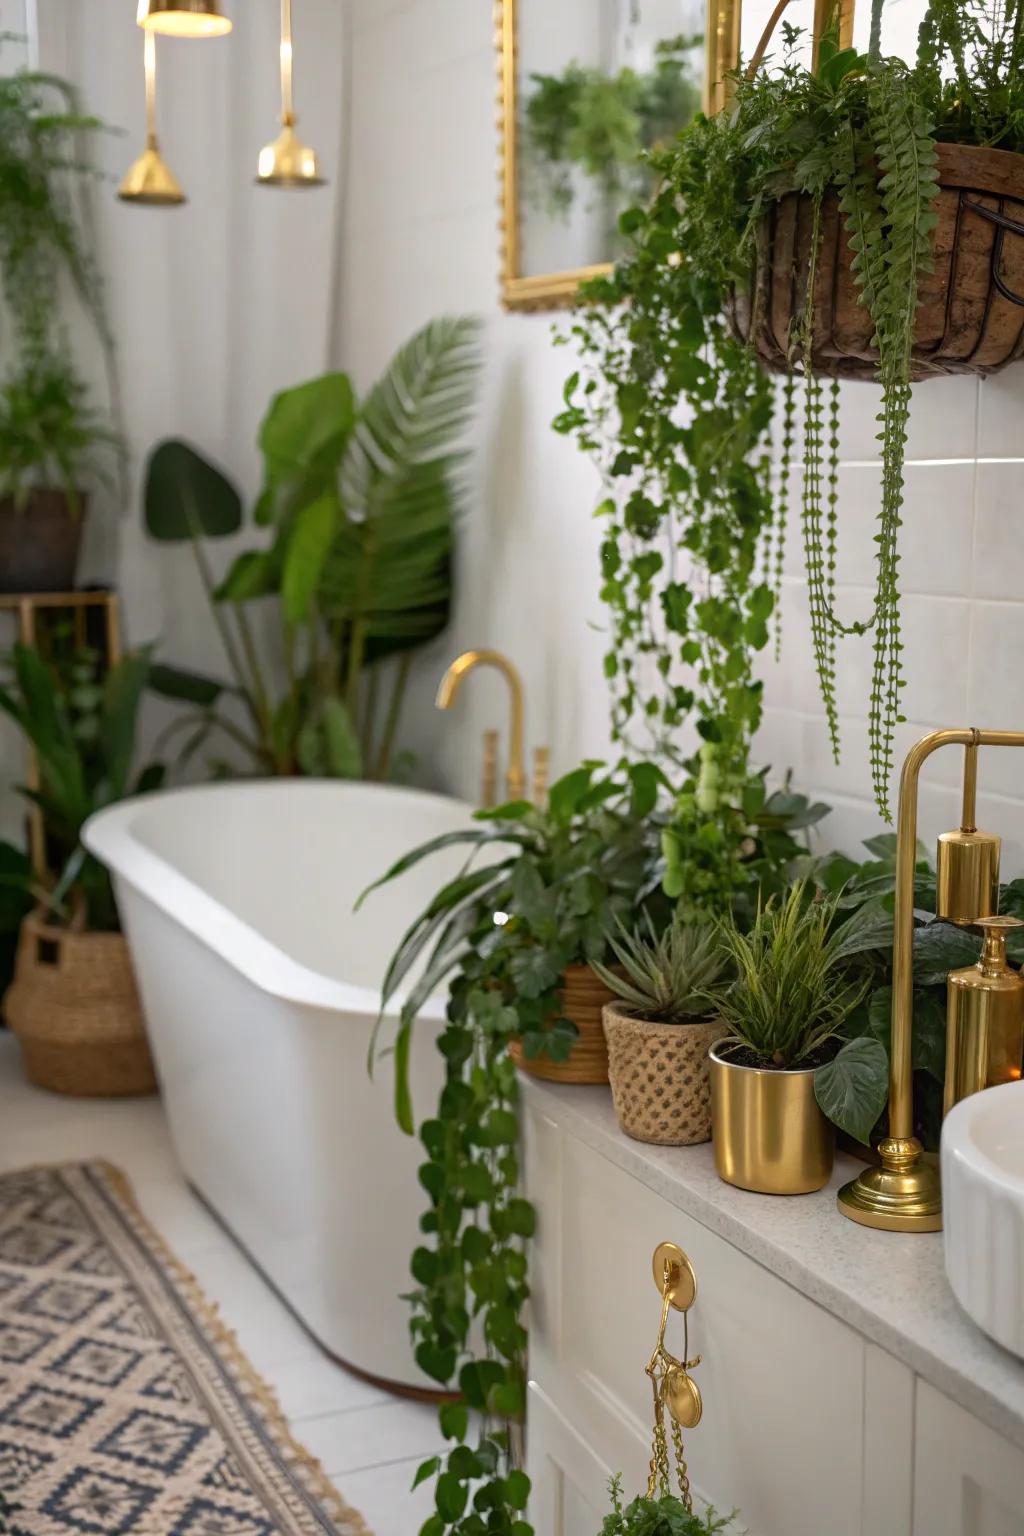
[521,1077,1024,1453]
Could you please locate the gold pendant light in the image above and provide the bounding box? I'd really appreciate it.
[119,31,185,206]
[257,0,325,187]
[137,0,231,39]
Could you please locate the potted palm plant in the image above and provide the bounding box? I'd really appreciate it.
[1,642,160,1096]
[141,316,480,781]
[709,881,869,1194]
[595,918,728,1146]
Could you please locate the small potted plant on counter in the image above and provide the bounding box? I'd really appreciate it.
[596,917,728,1146]
[709,880,870,1194]
[1,642,160,1096]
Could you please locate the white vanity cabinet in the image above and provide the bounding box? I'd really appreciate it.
[522,1082,1024,1536]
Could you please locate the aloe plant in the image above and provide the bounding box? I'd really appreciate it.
[144,315,482,781]
[593,916,727,1023]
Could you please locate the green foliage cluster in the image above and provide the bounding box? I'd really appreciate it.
[525,36,702,220]
[0,61,118,504]
[593,915,727,1024]
[143,317,481,783]
[601,1479,735,1536]
[561,0,1023,821]
[364,762,668,1535]
[369,766,827,1535]
[0,642,157,931]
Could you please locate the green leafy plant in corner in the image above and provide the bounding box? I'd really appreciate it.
[0,642,158,931]
[593,915,727,1023]
[362,761,670,1536]
[144,316,481,782]
[561,0,1024,820]
[0,57,122,507]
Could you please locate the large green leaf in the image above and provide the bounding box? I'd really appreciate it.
[814,1037,889,1144]
[256,372,355,526]
[320,316,483,659]
[282,493,341,624]
[148,663,228,707]
[145,440,243,542]
[99,652,150,802]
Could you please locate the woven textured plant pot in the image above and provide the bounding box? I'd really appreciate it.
[509,963,615,1084]
[603,1002,726,1146]
[730,142,1024,381]
[4,910,156,1097]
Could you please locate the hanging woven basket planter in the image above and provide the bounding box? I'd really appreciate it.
[730,141,1024,381]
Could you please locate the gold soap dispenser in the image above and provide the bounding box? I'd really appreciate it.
[936,743,1001,924]
[945,915,1024,1114]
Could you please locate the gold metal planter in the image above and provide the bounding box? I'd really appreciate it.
[709,1041,834,1195]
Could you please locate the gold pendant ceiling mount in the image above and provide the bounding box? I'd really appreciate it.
[257,0,326,187]
[137,0,232,39]
[119,30,186,206]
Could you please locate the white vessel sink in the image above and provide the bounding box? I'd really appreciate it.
[943,1080,1024,1359]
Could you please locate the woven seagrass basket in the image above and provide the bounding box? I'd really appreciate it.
[603,1002,726,1146]
[509,963,616,1085]
[730,143,1024,380]
[4,909,156,1097]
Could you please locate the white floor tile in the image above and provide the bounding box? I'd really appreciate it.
[296,1397,445,1478]
[271,1351,390,1420]
[342,1455,440,1536]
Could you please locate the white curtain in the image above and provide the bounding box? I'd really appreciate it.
[34,0,350,677]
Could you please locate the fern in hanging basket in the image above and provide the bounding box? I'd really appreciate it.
[562,0,1024,820]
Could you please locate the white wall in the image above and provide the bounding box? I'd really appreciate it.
[339,0,1024,877]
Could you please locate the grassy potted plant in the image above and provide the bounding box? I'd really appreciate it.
[595,918,728,1146]
[709,880,869,1194]
[0,65,118,592]
[0,642,160,1096]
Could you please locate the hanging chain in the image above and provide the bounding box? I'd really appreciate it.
[644,1275,697,1511]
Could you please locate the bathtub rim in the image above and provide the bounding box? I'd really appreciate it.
[83,779,483,1023]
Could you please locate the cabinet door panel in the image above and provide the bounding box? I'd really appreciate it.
[913,1381,1024,1536]
[527,1113,868,1536]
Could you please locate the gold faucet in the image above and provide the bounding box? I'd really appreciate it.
[838,726,1024,1234]
[436,649,527,805]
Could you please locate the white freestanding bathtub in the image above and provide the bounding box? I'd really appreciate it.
[84,779,481,1392]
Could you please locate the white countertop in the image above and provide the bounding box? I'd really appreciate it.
[521,1077,1024,1453]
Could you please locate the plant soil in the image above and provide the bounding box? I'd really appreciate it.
[718,1039,839,1072]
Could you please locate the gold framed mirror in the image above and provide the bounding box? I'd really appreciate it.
[497,0,870,313]
[497,0,741,313]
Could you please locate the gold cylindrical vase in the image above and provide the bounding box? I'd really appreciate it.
[709,1040,834,1195]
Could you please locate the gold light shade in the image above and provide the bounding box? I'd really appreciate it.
[256,122,324,187]
[118,140,185,205]
[120,32,185,207]
[137,0,231,37]
[258,0,326,188]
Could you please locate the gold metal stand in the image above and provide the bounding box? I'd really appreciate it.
[0,591,122,877]
[838,727,1024,1233]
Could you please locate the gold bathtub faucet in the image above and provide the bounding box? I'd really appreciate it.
[437,649,550,808]
[838,727,1024,1234]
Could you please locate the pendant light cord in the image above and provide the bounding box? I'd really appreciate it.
[144,29,157,145]
[280,0,294,125]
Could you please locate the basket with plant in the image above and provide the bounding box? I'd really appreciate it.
[709,879,871,1194]
[595,917,729,1146]
[0,642,160,1097]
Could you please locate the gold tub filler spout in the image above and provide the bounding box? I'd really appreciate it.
[436,649,550,809]
[838,727,1024,1234]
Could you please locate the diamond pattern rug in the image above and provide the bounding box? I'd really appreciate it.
[0,1163,369,1535]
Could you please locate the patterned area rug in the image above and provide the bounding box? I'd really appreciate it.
[0,1162,369,1535]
